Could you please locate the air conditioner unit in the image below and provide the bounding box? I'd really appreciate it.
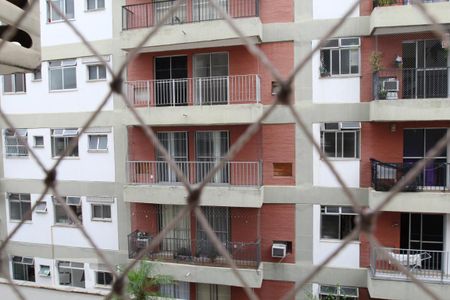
[382,79,399,92]
[272,243,287,258]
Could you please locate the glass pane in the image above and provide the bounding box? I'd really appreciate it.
[421,214,443,243]
[321,215,339,239]
[425,40,447,68]
[63,68,77,89]
[404,129,424,157]
[93,205,102,218]
[3,75,13,93]
[102,205,111,219]
[87,0,96,10]
[53,137,65,156]
[340,49,350,74]
[98,0,105,9]
[15,74,25,92]
[350,49,359,74]
[98,136,107,149]
[336,132,343,158]
[324,39,339,47]
[21,202,31,220]
[341,38,359,46]
[323,132,336,157]
[340,214,355,239]
[72,269,85,288]
[331,50,339,75]
[98,65,107,79]
[88,66,97,80]
[321,50,331,75]
[65,0,75,19]
[50,69,63,90]
[343,132,356,158]
[10,202,21,220]
[425,129,447,157]
[89,136,98,149]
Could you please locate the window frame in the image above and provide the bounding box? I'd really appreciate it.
[4,129,29,157]
[32,66,42,81]
[320,122,361,160]
[51,128,79,158]
[91,203,112,221]
[3,73,26,94]
[319,285,359,299]
[12,256,35,282]
[95,271,113,287]
[33,136,44,148]
[53,196,82,225]
[57,261,85,288]
[320,37,360,77]
[47,0,75,22]
[86,0,105,11]
[88,134,108,152]
[48,59,77,91]
[87,64,107,81]
[8,193,32,222]
[320,206,357,241]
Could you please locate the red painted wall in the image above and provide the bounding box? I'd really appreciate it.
[231,280,295,300]
[130,203,159,234]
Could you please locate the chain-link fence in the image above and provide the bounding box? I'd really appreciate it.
[1,0,450,299]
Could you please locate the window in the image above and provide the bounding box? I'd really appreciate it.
[320,122,360,159]
[51,128,79,157]
[33,66,42,81]
[321,206,357,240]
[54,196,82,225]
[320,38,360,76]
[273,163,293,177]
[33,136,44,148]
[87,0,105,10]
[8,193,31,221]
[87,64,106,81]
[35,201,48,213]
[58,261,85,288]
[161,282,190,299]
[319,285,358,300]
[95,271,112,286]
[91,204,111,221]
[49,59,77,91]
[47,0,75,22]
[3,73,26,93]
[4,129,28,157]
[38,265,51,277]
[88,134,107,151]
[12,256,35,282]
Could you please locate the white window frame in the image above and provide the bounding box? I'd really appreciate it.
[91,203,112,221]
[57,261,85,288]
[12,256,35,282]
[88,134,108,152]
[87,64,107,81]
[2,73,26,94]
[8,193,31,222]
[38,265,51,277]
[320,122,360,159]
[86,0,105,11]
[51,128,79,157]
[53,196,82,225]
[48,59,77,91]
[47,0,75,22]
[320,206,357,240]
[319,285,359,299]
[95,271,113,287]
[4,129,28,157]
[33,136,44,148]
[32,66,42,81]
[35,201,48,213]
[320,37,360,77]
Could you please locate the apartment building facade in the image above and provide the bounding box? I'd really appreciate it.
[1,0,450,299]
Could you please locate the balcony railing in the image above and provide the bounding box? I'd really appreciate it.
[122,0,259,30]
[373,68,449,100]
[124,75,261,107]
[370,159,449,192]
[371,247,450,283]
[373,0,449,8]
[128,231,261,269]
[127,160,262,187]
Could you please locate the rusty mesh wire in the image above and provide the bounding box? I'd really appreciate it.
[0,0,449,299]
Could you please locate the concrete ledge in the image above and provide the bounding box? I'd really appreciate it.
[120,18,262,52]
[368,272,450,300]
[370,98,450,122]
[370,3,450,35]
[369,189,450,214]
[146,261,263,288]
[124,184,263,208]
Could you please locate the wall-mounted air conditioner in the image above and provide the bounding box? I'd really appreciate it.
[272,243,287,258]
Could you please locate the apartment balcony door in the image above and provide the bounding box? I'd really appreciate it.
[192,0,228,22]
[400,213,444,270]
[195,131,229,183]
[403,128,448,189]
[154,56,188,106]
[196,207,230,258]
[159,205,191,253]
[157,132,188,183]
[154,0,187,25]
[402,40,448,99]
[193,53,229,105]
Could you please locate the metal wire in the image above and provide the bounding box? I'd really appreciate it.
[0,0,448,299]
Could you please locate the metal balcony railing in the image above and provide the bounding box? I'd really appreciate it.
[127,160,262,187]
[373,67,449,100]
[373,0,449,8]
[122,0,260,30]
[128,231,261,269]
[370,159,450,192]
[371,247,450,283]
[124,75,261,107]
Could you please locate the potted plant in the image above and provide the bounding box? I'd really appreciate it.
[378,89,388,100]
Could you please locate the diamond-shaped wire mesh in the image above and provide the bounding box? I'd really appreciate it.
[0,0,449,299]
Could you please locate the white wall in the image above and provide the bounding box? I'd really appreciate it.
[312,40,360,103]
[3,128,115,182]
[0,57,113,114]
[312,124,360,188]
[312,205,360,268]
[313,0,360,20]
[40,1,113,47]
[6,194,119,250]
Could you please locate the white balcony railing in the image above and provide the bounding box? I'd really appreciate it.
[127,160,262,187]
[124,75,261,107]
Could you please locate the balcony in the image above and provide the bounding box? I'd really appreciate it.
[128,231,261,269]
[370,247,450,283]
[120,0,262,51]
[127,160,262,187]
[124,74,260,107]
[373,0,449,8]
